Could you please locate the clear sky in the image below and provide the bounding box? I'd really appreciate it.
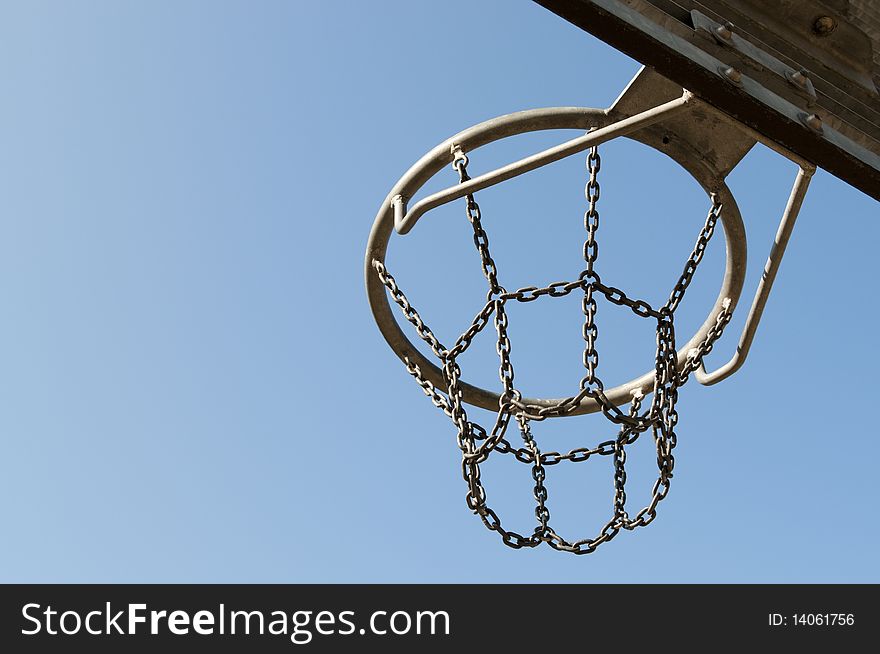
[1,1,877,583]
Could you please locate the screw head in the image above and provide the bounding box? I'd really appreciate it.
[714,22,733,40]
[801,112,824,132]
[813,16,837,36]
[720,65,742,84]
[790,69,809,88]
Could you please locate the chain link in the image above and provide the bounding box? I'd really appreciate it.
[373,145,729,554]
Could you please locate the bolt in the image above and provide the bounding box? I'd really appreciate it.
[789,69,809,88]
[721,66,742,84]
[802,113,823,132]
[813,16,836,36]
[714,22,734,40]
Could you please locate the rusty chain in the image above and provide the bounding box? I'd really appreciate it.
[373,144,731,554]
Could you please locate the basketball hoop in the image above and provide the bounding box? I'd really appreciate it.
[365,69,814,553]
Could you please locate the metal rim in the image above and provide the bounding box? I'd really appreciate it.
[365,107,747,416]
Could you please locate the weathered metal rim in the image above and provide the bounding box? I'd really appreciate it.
[365,107,747,416]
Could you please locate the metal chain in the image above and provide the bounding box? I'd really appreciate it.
[676,298,733,386]
[447,300,496,359]
[372,261,446,359]
[543,392,644,554]
[623,315,678,530]
[373,144,728,554]
[403,350,640,468]
[612,391,643,524]
[403,357,453,418]
[665,195,723,313]
[451,147,518,410]
[453,148,504,299]
[583,146,601,277]
[518,416,551,539]
[581,147,601,389]
[494,301,517,404]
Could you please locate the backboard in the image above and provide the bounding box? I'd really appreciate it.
[534,0,880,200]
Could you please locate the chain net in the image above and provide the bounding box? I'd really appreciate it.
[373,144,733,554]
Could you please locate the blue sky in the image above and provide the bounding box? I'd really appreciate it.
[1,1,877,582]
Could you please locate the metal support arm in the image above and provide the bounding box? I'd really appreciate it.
[393,91,696,234]
[696,164,814,385]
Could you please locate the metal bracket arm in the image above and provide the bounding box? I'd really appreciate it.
[393,91,696,235]
[696,163,814,385]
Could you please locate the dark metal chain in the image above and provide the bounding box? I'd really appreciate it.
[499,277,661,318]
[665,196,723,313]
[612,390,643,525]
[518,416,551,539]
[624,314,678,530]
[372,144,731,554]
[542,393,644,554]
[453,148,504,299]
[404,356,453,418]
[403,346,643,468]
[452,147,518,408]
[583,146,601,277]
[447,300,496,359]
[581,147,601,389]
[373,261,446,359]
[676,298,732,386]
